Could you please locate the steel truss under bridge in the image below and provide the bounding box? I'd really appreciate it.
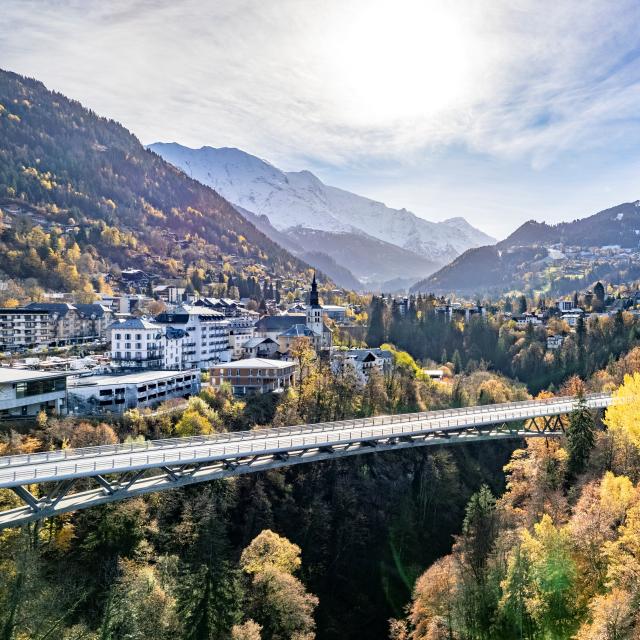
[0,392,612,528]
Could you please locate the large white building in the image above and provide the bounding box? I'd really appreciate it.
[108,317,187,370]
[155,305,231,368]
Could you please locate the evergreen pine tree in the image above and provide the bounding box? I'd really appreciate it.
[566,394,596,480]
[452,349,463,374]
[366,297,386,347]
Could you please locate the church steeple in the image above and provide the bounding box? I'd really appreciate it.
[310,271,320,308]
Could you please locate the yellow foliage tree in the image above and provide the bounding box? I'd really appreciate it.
[240,529,302,576]
[604,373,640,449]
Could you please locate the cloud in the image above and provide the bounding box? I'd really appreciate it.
[2,0,640,236]
[3,0,640,169]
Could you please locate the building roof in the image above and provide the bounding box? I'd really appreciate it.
[120,269,150,281]
[0,367,69,383]
[24,302,76,316]
[0,307,50,315]
[244,337,277,349]
[107,317,162,331]
[279,324,315,338]
[74,303,111,319]
[256,314,306,331]
[155,305,226,324]
[344,348,393,362]
[69,369,199,387]
[213,358,295,370]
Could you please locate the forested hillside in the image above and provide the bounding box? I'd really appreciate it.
[394,373,640,639]
[0,69,311,293]
[0,343,521,640]
[412,201,640,296]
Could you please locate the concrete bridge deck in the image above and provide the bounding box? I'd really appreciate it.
[0,392,612,528]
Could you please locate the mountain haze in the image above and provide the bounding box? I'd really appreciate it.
[149,143,494,289]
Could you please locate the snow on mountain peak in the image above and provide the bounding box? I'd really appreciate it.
[148,142,495,263]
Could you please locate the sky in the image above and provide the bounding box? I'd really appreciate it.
[2,0,640,239]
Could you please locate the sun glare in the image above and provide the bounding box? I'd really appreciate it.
[327,0,472,126]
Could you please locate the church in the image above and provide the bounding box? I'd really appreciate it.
[254,273,333,354]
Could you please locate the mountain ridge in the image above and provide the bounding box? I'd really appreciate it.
[411,200,640,295]
[149,142,494,289]
[0,69,315,293]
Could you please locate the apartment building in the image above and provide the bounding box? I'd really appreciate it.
[227,315,257,360]
[155,305,231,368]
[0,303,113,351]
[108,317,187,370]
[0,308,53,350]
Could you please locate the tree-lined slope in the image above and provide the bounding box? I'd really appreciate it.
[412,201,640,295]
[0,69,310,290]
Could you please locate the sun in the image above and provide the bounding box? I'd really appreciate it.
[325,0,472,126]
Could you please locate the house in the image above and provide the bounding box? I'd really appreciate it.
[228,316,257,360]
[547,335,565,350]
[562,312,584,327]
[210,358,297,396]
[557,299,574,312]
[331,348,393,384]
[0,368,68,417]
[514,313,543,329]
[243,337,279,359]
[68,369,200,414]
[118,269,152,290]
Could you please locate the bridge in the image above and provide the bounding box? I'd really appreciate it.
[0,392,612,528]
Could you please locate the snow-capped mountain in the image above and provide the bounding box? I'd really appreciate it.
[148,143,494,266]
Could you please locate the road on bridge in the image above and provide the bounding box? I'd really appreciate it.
[0,392,612,527]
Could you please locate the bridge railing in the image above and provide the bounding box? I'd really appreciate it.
[0,393,611,470]
[0,393,612,487]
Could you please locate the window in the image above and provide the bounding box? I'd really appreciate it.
[15,376,66,399]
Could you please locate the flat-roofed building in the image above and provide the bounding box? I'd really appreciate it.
[0,368,68,418]
[210,358,297,396]
[68,369,200,414]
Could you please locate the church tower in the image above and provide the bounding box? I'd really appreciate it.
[306,272,324,337]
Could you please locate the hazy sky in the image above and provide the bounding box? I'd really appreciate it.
[3,0,640,238]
